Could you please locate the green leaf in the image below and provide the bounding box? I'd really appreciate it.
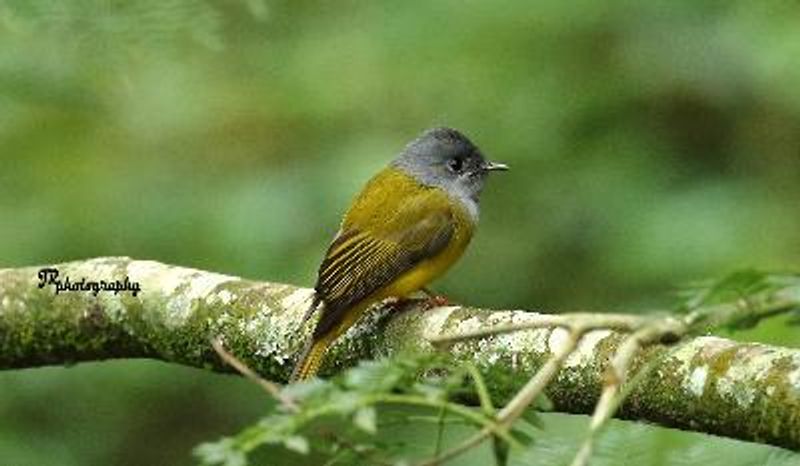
[282,436,310,455]
[411,382,447,402]
[281,378,329,402]
[341,358,407,393]
[677,269,772,311]
[353,407,378,434]
[194,439,247,466]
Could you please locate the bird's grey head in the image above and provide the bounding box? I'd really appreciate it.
[391,127,508,209]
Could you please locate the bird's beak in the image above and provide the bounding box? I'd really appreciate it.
[484,161,509,172]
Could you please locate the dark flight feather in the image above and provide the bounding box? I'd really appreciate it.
[311,201,455,338]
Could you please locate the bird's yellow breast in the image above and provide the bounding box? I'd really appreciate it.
[356,169,475,301]
[380,212,472,299]
[324,167,476,334]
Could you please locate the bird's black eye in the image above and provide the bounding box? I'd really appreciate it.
[447,157,463,173]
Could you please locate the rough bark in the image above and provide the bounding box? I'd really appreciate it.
[0,257,798,450]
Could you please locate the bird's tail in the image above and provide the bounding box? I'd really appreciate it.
[290,334,333,382]
[290,295,327,382]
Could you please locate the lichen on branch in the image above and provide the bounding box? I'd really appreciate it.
[0,257,798,450]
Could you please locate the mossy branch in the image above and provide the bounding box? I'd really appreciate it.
[1,257,799,450]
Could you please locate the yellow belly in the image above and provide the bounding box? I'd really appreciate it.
[336,205,473,333]
[326,207,473,342]
[382,228,471,298]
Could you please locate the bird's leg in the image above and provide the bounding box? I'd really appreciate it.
[421,287,452,309]
[382,289,453,313]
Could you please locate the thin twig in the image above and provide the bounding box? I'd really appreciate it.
[321,430,394,466]
[414,423,494,466]
[466,362,495,415]
[416,327,585,466]
[466,362,504,466]
[683,297,798,329]
[569,318,686,466]
[379,394,519,447]
[418,292,797,466]
[497,327,584,425]
[210,337,299,413]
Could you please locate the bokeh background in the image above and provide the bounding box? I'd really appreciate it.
[1,1,798,465]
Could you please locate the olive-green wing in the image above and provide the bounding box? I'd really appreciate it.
[312,194,455,338]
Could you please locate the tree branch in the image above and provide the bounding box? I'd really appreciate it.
[1,257,798,450]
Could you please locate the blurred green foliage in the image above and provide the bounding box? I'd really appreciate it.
[1,1,798,464]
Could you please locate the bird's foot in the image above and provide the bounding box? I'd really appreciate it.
[420,288,452,310]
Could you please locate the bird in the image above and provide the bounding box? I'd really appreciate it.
[291,127,508,381]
